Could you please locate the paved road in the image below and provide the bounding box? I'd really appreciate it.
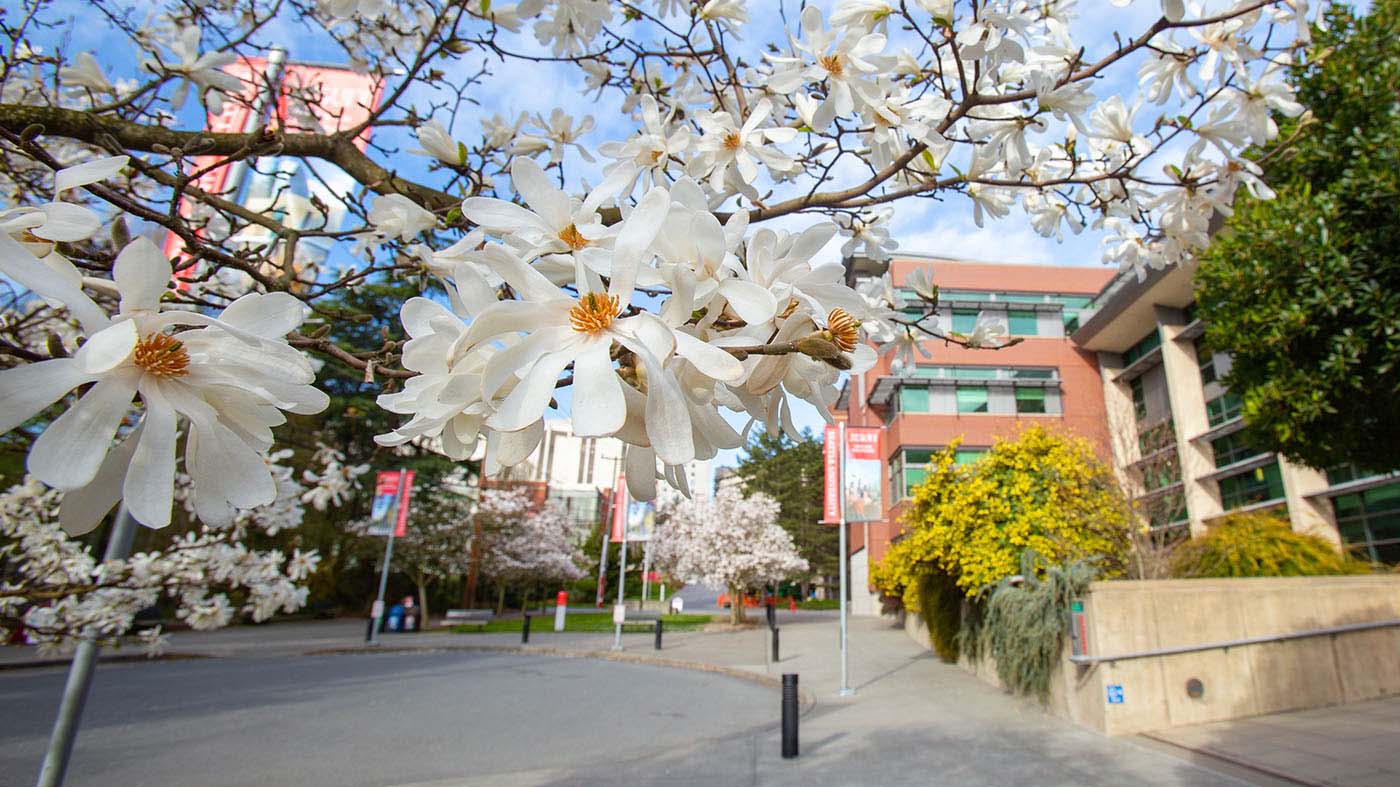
[0,651,775,787]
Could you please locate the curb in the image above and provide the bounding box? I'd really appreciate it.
[304,643,818,714]
[0,652,210,672]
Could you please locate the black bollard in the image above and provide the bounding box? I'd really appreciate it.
[365,618,374,642]
[781,673,799,759]
[654,619,663,650]
[772,626,780,662]
[522,613,531,644]
[765,601,776,630]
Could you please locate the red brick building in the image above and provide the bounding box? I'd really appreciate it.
[835,254,1115,613]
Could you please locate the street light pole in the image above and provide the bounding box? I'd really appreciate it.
[36,503,139,787]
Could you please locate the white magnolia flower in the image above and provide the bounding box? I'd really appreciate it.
[766,6,890,131]
[410,119,464,166]
[532,0,612,57]
[367,194,437,241]
[0,237,327,532]
[965,311,1010,348]
[59,52,115,93]
[147,24,242,114]
[689,99,798,191]
[463,156,614,273]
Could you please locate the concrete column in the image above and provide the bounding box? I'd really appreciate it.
[1279,459,1339,547]
[1096,352,1140,492]
[1155,307,1221,536]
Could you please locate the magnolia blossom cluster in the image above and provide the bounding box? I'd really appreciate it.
[488,503,587,584]
[652,487,808,596]
[0,471,322,655]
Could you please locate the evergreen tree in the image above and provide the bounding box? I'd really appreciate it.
[735,430,835,592]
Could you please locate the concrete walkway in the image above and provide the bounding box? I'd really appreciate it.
[1142,697,1400,787]
[7,614,1397,785]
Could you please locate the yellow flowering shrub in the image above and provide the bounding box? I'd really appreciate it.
[874,425,1130,609]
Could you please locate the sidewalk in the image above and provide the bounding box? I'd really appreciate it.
[1142,697,1400,787]
[7,613,1395,785]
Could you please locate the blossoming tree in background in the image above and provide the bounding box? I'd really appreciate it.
[0,0,1320,640]
[653,487,808,624]
[484,502,587,612]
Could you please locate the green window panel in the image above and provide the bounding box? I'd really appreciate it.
[1218,462,1285,510]
[953,367,999,379]
[1197,344,1217,385]
[953,449,986,465]
[899,386,929,413]
[1210,432,1265,468]
[1123,329,1162,365]
[956,386,989,413]
[1007,310,1038,336]
[1015,387,1046,414]
[1130,376,1147,421]
[951,308,978,333]
[1205,391,1244,427]
[1332,482,1400,565]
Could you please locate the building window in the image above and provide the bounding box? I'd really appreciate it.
[1015,387,1046,414]
[956,386,989,413]
[1008,310,1038,336]
[1210,432,1265,468]
[1123,329,1162,366]
[1197,345,1217,385]
[1130,376,1147,421]
[899,386,929,413]
[1334,482,1400,564]
[893,447,987,499]
[951,308,978,334]
[1218,462,1285,510]
[1205,391,1244,427]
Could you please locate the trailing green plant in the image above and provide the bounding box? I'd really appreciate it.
[1170,512,1370,578]
[961,551,1097,703]
[915,569,964,663]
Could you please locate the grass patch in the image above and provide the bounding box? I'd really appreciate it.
[796,599,841,610]
[443,612,714,634]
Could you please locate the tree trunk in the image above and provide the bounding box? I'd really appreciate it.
[495,582,506,616]
[417,579,430,630]
[728,583,746,625]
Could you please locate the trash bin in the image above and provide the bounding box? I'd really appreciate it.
[387,603,405,632]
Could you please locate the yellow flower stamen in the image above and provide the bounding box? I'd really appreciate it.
[826,308,860,353]
[558,223,589,251]
[133,333,190,378]
[722,131,743,151]
[569,292,621,336]
[819,54,845,78]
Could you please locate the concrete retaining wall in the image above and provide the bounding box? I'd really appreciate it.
[904,575,1400,735]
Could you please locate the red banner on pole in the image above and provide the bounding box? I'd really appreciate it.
[609,472,628,543]
[822,424,840,523]
[368,469,415,536]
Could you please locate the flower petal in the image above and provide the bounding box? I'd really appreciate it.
[486,349,573,432]
[58,423,141,536]
[608,186,670,305]
[28,370,138,489]
[717,279,778,325]
[462,197,546,236]
[54,155,128,194]
[0,358,91,434]
[122,382,178,528]
[511,157,571,230]
[31,203,100,242]
[570,340,625,436]
[0,232,109,334]
[674,331,744,383]
[74,319,137,374]
[114,238,171,314]
[217,292,309,337]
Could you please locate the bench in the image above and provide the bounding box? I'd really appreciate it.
[441,609,493,628]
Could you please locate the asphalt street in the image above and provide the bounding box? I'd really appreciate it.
[1,650,775,787]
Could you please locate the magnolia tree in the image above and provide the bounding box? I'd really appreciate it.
[485,503,586,611]
[653,487,807,623]
[0,445,360,653]
[0,2,1317,636]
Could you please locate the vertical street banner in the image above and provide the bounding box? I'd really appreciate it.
[608,475,629,543]
[843,427,882,522]
[624,500,655,541]
[822,426,883,523]
[822,425,841,522]
[367,470,415,537]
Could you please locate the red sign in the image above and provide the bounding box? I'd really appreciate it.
[367,470,415,536]
[609,471,628,543]
[162,57,383,277]
[823,424,841,522]
[822,425,884,523]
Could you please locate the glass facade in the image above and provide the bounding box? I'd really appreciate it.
[1015,387,1046,414]
[951,308,978,333]
[1007,310,1038,336]
[1210,431,1265,468]
[1123,329,1162,366]
[1206,391,1244,427]
[1218,462,1285,510]
[1197,345,1218,385]
[956,386,989,413]
[891,447,988,499]
[1334,483,1400,564]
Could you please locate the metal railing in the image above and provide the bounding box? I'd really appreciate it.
[1068,618,1400,665]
